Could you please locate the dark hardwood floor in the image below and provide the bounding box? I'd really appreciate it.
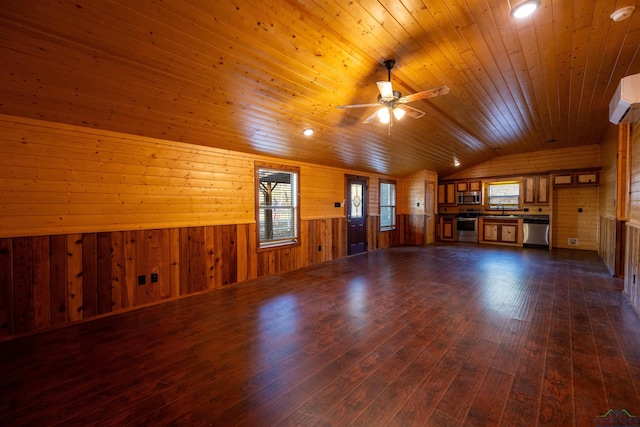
[2,244,640,426]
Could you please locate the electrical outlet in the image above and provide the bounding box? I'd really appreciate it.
[318,245,322,252]
[568,238,578,246]
[150,273,158,283]
[138,275,146,285]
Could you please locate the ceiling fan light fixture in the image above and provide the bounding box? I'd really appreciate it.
[393,107,406,120]
[510,0,540,18]
[378,107,391,124]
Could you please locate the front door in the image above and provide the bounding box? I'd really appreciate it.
[346,175,368,255]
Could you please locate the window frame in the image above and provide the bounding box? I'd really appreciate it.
[255,162,301,250]
[379,179,397,231]
[486,181,521,211]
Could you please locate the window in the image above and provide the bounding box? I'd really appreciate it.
[487,181,520,211]
[380,180,396,230]
[256,163,300,249]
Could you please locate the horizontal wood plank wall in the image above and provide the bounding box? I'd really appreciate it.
[443,145,600,179]
[0,116,402,238]
[0,118,255,237]
[552,186,599,250]
[301,167,346,220]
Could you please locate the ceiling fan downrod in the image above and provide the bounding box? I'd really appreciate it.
[383,59,395,82]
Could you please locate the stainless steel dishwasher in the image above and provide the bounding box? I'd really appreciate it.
[523,217,550,248]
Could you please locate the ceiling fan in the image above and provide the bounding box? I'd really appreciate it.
[336,59,449,134]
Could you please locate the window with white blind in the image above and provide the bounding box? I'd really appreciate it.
[256,164,300,249]
[380,180,396,231]
[487,181,521,211]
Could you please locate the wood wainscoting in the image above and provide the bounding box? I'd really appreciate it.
[0,214,428,339]
[625,223,640,316]
[599,216,616,275]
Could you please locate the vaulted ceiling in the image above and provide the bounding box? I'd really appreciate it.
[1,1,639,177]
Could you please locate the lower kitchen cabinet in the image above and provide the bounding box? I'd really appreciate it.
[479,218,522,246]
[439,216,455,240]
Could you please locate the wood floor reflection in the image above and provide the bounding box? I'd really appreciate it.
[2,244,640,426]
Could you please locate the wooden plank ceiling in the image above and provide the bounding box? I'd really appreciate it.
[1,0,639,177]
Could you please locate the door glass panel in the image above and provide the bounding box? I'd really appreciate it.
[350,183,363,218]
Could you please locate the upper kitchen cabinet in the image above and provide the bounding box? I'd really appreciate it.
[576,171,599,185]
[438,183,457,205]
[523,175,549,205]
[456,180,482,192]
[553,169,600,187]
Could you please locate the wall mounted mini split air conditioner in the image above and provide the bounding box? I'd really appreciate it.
[609,73,640,124]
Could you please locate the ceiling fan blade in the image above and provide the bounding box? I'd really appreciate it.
[397,86,450,103]
[398,105,425,119]
[362,110,380,123]
[377,81,394,101]
[336,103,380,109]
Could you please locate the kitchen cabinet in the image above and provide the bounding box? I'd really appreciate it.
[553,170,599,186]
[480,218,521,246]
[439,216,455,240]
[524,175,549,204]
[438,183,456,205]
[553,174,573,186]
[455,180,481,192]
[576,171,599,185]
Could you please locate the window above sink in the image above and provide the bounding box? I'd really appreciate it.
[487,181,521,211]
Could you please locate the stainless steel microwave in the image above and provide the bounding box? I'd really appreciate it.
[457,191,481,205]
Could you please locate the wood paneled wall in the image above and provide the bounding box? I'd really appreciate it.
[625,224,640,317]
[0,115,436,340]
[0,115,402,238]
[444,145,600,180]
[599,215,617,275]
[0,215,427,339]
[598,126,619,219]
[0,224,255,337]
[631,124,640,224]
[597,125,622,275]
[625,123,640,315]
[552,186,599,250]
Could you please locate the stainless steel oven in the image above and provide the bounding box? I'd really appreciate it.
[454,216,479,242]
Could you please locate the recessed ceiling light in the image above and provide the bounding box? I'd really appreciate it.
[610,6,635,22]
[302,128,314,136]
[510,0,541,18]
